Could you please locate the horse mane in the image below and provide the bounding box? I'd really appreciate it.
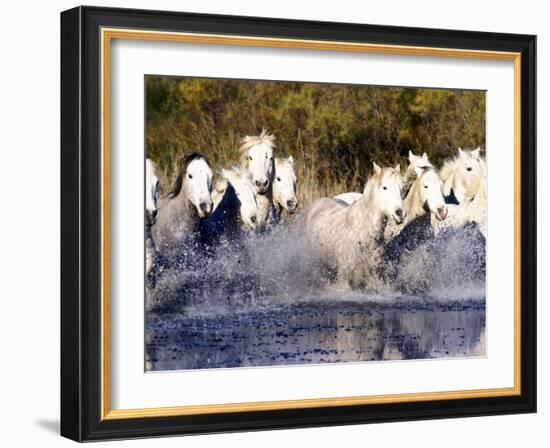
[440,158,459,185]
[224,165,250,183]
[274,156,293,170]
[404,165,432,199]
[364,166,402,200]
[440,148,485,183]
[238,129,276,166]
[213,165,251,193]
[402,164,419,198]
[440,151,485,200]
[274,156,297,179]
[167,152,210,199]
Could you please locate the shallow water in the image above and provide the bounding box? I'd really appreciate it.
[146,219,486,371]
[146,299,485,371]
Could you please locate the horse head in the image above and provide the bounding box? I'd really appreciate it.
[170,153,213,219]
[443,147,484,203]
[408,150,433,176]
[239,129,275,195]
[221,167,259,231]
[415,167,448,221]
[370,162,405,224]
[274,156,298,213]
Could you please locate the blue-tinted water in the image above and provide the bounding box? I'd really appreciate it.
[146,300,485,371]
[146,220,486,371]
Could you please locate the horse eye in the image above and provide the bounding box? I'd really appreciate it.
[248,156,252,161]
[382,186,387,190]
[188,174,193,179]
[276,177,281,182]
[424,185,428,189]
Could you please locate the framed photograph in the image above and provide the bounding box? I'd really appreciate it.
[61,6,536,442]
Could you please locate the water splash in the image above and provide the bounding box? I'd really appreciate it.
[146,219,486,316]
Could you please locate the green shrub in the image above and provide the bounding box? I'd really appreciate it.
[146,77,485,208]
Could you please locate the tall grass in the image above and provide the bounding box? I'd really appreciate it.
[146,77,485,209]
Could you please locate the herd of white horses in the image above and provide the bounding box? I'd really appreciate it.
[145,129,486,291]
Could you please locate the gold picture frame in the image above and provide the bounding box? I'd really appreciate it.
[61,6,536,441]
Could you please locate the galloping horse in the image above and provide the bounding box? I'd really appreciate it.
[305,162,404,289]
[238,129,276,227]
[152,153,213,260]
[273,156,298,220]
[437,147,486,236]
[440,147,484,204]
[200,166,259,246]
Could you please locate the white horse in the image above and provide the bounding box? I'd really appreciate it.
[436,147,486,237]
[334,151,432,207]
[305,162,404,288]
[239,129,276,226]
[145,158,160,275]
[434,165,487,237]
[402,152,446,224]
[200,166,259,245]
[440,147,484,203]
[145,158,160,226]
[402,151,432,196]
[273,156,298,219]
[385,153,447,243]
[383,151,437,239]
[405,167,447,223]
[152,153,213,259]
[212,155,298,220]
[383,160,450,293]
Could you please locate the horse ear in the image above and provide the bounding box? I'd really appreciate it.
[408,150,415,161]
[471,147,481,158]
[458,147,465,158]
[288,155,294,165]
[373,162,382,176]
[394,164,401,174]
[422,152,428,159]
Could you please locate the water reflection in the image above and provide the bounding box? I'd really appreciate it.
[146,301,485,371]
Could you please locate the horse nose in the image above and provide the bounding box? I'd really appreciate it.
[250,215,257,224]
[395,208,404,219]
[255,179,269,188]
[152,209,158,219]
[199,202,212,215]
[287,199,297,212]
[437,206,448,220]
